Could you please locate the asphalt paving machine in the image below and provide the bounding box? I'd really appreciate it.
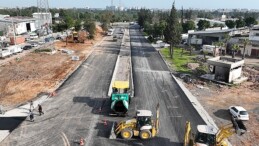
[110,81,131,116]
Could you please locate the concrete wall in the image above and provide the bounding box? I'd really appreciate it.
[15,22,27,35]
[0,21,36,35]
[33,13,52,29]
[215,66,229,82]
[229,67,242,83]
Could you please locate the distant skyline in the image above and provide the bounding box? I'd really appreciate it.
[1,0,259,10]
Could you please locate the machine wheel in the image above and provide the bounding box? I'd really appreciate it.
[140,130,152,140]
[121,129,133,139]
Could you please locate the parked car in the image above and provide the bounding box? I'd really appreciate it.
[0,50,12,58]
[229,106,249,121]
[22,45,32,50]
[30,33,39,39]
[30,43,38,47]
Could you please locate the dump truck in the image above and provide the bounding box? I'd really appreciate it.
[110,103,159,140]
[184,116,247,146]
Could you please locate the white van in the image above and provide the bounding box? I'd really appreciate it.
[30,33,39,39]
[0,50,12,58]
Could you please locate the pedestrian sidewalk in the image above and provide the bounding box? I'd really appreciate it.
[0,95,48,118]
[0,95,49,142]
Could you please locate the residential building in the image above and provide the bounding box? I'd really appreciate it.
[0,16,36,35]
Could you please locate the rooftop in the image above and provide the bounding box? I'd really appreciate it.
[137,110,152,117]
[197,125,217,135]
[231,106,247,111]
[0,16,36,23]
[188,29,235,35]
[207,57,245,69]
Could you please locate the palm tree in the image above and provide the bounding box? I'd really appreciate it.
[203,50,208,61]
[232,44,240,58]
[223,34,231,56]
[242,39,250,59]
[212,42,219,57]
[218,41,224,56]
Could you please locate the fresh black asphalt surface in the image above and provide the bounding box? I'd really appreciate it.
[1,25,205,146]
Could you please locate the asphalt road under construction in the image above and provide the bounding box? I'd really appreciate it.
[1,26,205,146]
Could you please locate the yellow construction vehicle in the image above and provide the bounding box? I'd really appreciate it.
[109,103,159,140]
[184,117,247,146]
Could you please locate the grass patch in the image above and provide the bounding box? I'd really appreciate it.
[143,32,148,36]
[160,47,195,73]
[34,48,53,53]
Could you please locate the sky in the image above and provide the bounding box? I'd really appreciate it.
[1,0,259,9]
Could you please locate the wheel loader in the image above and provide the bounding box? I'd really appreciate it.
[184,116,247,146]
[109,103,159,140]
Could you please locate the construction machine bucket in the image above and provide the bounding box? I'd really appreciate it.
[109,122,117,139]
[231,116,247,135]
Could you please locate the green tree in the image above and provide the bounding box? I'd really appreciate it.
[244,17,258,27]
[225,20,236,29]
[137,9,152,27]
[64,16,74,45]
[182,20,196,33]
[153,21,166,38]
[223,34,231,56]
[84,21,96,39]
[236,19,245,28]
[74,19,82,31]
[164,2,182,59]
[197,20,210,30]
[100,11,113,31]
[212,42,220,57]
[242,39,250,59]
[218,41,224,56]
[232,44,240,58]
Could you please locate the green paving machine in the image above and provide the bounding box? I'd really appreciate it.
[110,81,131,116]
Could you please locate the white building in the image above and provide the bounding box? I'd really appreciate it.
[32,13,52,29]
[245,26,259,57]
[0,17,36,35]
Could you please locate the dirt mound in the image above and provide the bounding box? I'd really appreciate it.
[187,63,200,70]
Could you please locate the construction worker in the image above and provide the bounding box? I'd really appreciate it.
[38,104,44,116]
[30,101,34,111]
[29,110,34,122]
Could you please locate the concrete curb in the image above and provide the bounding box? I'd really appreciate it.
[108,28,134,97]
[129,30,134,98]
[108,55,120,97]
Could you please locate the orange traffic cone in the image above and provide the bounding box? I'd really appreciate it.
[103,119,107,126]
[79,138,84,146]
[50,91,57,97]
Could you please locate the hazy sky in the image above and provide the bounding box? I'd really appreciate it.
[1,0,259,9]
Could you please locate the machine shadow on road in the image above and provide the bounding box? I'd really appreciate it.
[112,136,182,146]
[213,109,231,120]
[73,96,112,117]
[0,117,26,132]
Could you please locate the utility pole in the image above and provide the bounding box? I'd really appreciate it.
[111,0,114,6]
[12,18,17,45]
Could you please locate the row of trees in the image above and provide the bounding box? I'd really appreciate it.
[138,3,182,59]
[225,17,258,28]
[210,35,249,59]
